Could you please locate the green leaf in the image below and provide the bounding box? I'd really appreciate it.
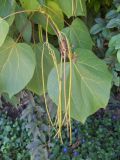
[117,49,120,63]
[102,29,111,40]
[0,18,9,47]
[47,49,112,123]
[27,43,60,95]
[117,5,120,12]
[106,18,120,28]
[20,0,40,10]
[105,47,115,56]
[58,0,86,18]
[0,0,16,25]
[0,38,36,97]
[62,18,93,51]
[115,63,120,71]
[15,13,32,42]
[105,10,118,19]
[109,34,120,49]
[33,0,64,35]
[90,24,105,35]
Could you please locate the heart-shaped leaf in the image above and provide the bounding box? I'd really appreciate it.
[27,43,60,95]
[33,1,64,35]
[47,49,112,123]
[15,12,32,42]
[0,0,16,25]
[58,0,86,18]
[0,38,36,97]
[0,18,9,47]
[62,18,93,51]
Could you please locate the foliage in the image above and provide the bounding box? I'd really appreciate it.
[49,107,120,160]
[0,93,51,160]
[21,94,50,160]
[0,38,36,97]
[27,43,60,95]
[0,111,30,160]
[0,0,112,124]
[48,49,112,122]
[1,94,120,160]
[57,0,87,17]
[90,0,120,87]
[87,0,112,13]
[0,1,120,160]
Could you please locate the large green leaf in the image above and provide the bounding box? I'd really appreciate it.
[20,0,40,10]
[27,43,60,95]
[58,0,86,18]
[0,38,36,97]
[47,49,112,123]
[33,0,64,35]
[0,0,16,25]
[15,12,32,42]
[62,18,93,51]
[0,18,9,47]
